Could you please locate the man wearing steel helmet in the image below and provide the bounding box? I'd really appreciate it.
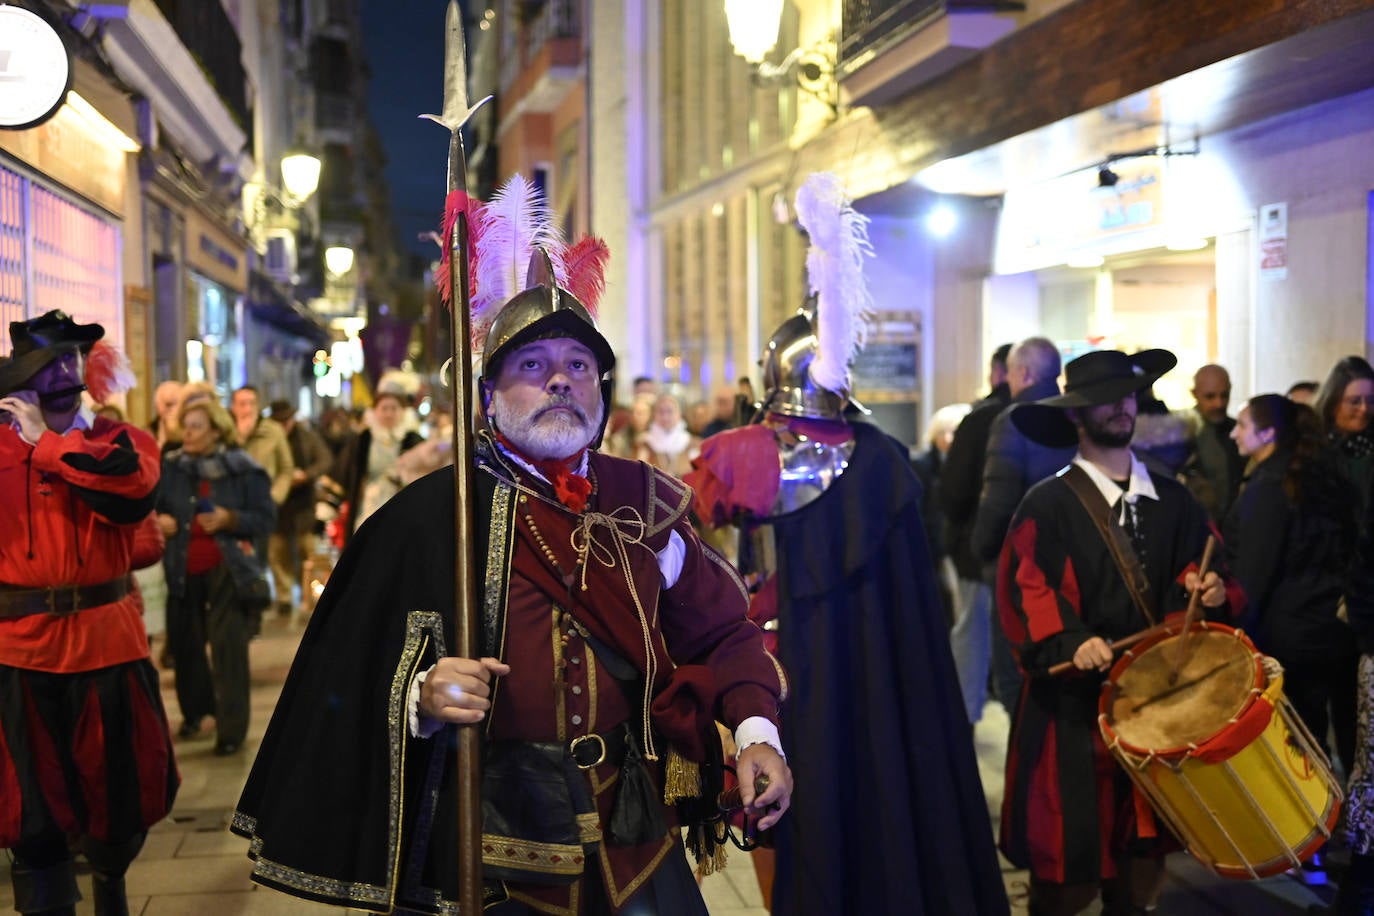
[687,172,1007,916]
[233,250,791,916]
[0,310,177,916]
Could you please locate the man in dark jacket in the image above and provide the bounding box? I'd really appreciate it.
[939,343,1011,722]
[1180,363,1244,521]
[971,337,1077,714]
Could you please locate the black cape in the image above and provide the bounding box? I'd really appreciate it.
[767,422,1008,915]
[231,467,504,912]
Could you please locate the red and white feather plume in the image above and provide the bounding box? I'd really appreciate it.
[85,340,136,403]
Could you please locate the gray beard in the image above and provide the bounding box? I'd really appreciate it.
[490,390,604,461]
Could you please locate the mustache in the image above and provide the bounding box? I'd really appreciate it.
[39,385,86,404]
[535,395,589,423]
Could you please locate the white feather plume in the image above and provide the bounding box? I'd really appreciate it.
[794,172,874,395]
[472,175,567,326]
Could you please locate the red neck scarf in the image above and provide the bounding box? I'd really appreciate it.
[494,432,592,513]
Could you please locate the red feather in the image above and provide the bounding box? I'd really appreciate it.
[435,190,484,311]
[561,236,610,317]
[85,340,135,403]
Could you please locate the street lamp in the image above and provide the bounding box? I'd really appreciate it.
[723,0,837,116]
[324,245,355,276]
[724,0,784,64]
[280,148,322,204]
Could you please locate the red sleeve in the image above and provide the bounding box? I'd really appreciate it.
[685,426,781,526]
[659,516,785,730]
[31,420,160,508]
[130,511,166,570]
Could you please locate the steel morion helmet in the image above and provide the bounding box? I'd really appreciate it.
[758,172,874,422]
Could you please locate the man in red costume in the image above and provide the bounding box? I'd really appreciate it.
[234,234,791,915]
[0,310,177,916]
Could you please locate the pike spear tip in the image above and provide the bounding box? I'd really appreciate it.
[417,97,494,132]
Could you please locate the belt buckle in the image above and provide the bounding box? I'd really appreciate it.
[569,733,607,770]
[47,585,80,617]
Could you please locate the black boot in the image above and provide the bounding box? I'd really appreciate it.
[89,873,129,916]
[9,860,80,916]
[81,833,146,916]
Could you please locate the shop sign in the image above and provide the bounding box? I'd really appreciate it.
[1258,202,1287,281]
[995,158,1167,275]
[0,101,125,216]
[184,207,248,291]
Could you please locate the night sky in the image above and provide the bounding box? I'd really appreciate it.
[359,0,465,261]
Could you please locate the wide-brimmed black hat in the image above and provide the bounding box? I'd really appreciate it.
[0,310,104,396]
[1010,348,1177,448]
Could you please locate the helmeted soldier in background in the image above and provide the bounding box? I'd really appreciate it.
[0,310,178,916]
[687,173,1008,916]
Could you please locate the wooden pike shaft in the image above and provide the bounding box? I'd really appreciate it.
[446,128,484,914]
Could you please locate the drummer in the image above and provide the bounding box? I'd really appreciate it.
[996,347,1243,916]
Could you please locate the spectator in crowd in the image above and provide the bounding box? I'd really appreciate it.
[971,337,1076,718]
[609,391,654,459]
[157,397,276,756]
[912,402,972,625]
[635,392,699,478]
[267,400,333,621]
[1288,379,1320,405]
[1224,393,1358,774]
[631,375,657,397]
[1179,363,1245,521]
[702,384,740,439]
[938,342,1013,723]
[1315,355,1374,520]
[684,399,711,437]
[735,376,758,426]
[231,385,294,505]
[151,379,184,451]
[1131,382,1190,478]
[335,378,424,543]
[96,403,124,422]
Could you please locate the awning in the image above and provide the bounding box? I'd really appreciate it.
[247,270,332,349]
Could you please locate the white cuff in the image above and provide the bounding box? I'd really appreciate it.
[408,664,444,739]
[733,716,785,761]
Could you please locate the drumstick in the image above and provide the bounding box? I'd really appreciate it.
[1047,623,1170,676]
[1167,535,1217,686]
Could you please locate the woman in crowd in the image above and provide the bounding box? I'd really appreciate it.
[1328,358,1374,916]
[1315,355,1374,518]
[1223,393,1358,774]
[157,398,276,755]
[336,382,423,543]
[635,392,699,477]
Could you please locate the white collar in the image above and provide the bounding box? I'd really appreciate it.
[1071,449,1158,508]
[494,440,589,485]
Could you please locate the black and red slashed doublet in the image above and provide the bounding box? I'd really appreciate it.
[996,465,1237,883]
[0,418,178,848]
[232,446,784,915]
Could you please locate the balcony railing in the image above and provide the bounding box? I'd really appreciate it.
[150,0,248,127]
[841,0,1024,64]
[528,0,580,61]
[315,93,355,134]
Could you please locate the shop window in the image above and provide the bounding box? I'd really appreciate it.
[0,160,122,354]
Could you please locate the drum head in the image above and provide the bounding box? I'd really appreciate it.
[1105,628,1259,752]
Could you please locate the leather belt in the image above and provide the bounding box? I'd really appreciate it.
[0,578,131,619]
[528,722,631,771]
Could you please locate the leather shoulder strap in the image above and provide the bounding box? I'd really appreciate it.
[1060,464,1157,626]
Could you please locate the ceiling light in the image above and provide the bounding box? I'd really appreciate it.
[1166,236,1208,251]
[925,205,957,238]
